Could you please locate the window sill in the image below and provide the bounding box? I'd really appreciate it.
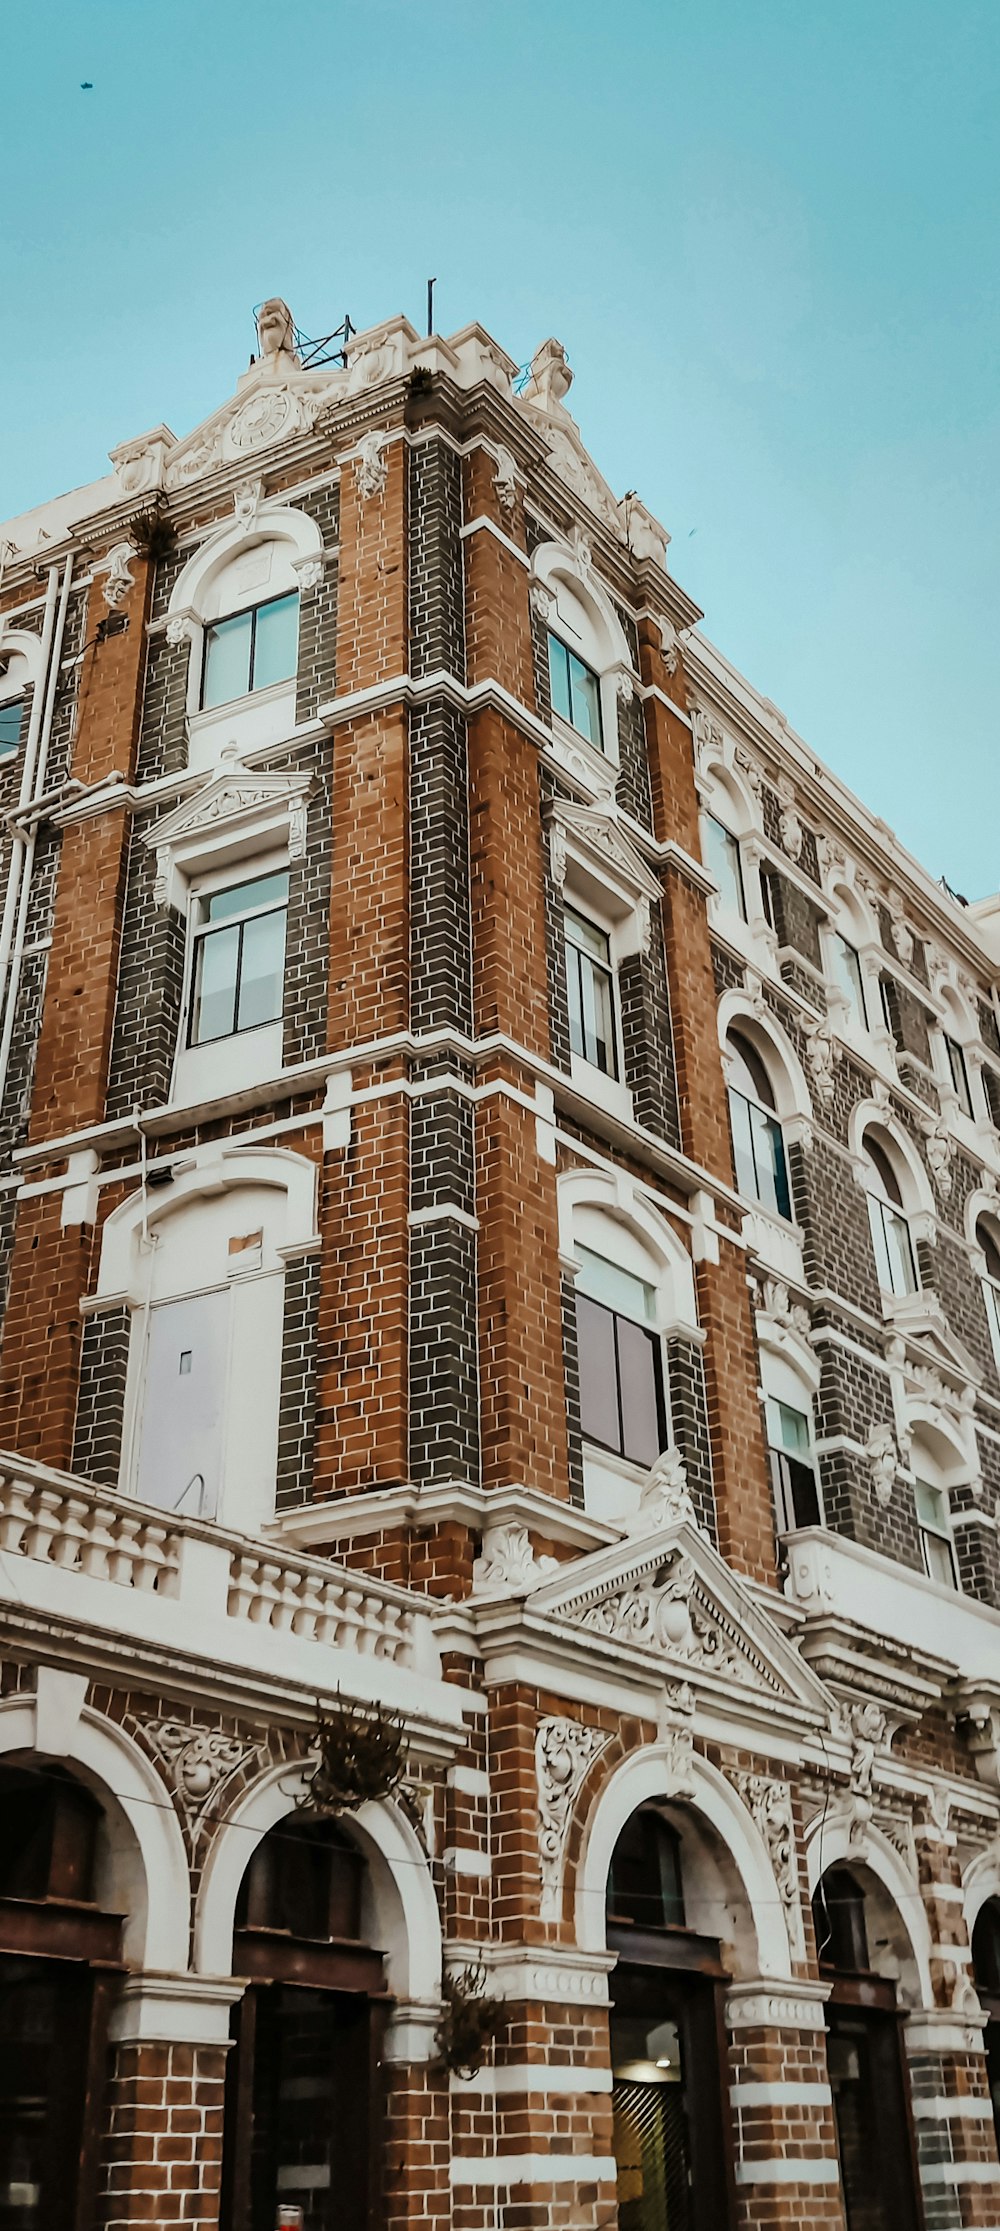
[569,1051,633,1124]
[740,1204,803,1284]
[549,712,618,798]
[187,679,297,774]
[172,1021,285,1107]
[581,1445,651,1525]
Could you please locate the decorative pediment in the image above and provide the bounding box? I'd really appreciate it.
[508,1521,831,1722]
[546,800,663,910]
[141,763,313,905]
[884,1299,982,1398]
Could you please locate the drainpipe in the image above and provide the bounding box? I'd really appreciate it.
[0,554,74,1106]
[0,562,60,1012]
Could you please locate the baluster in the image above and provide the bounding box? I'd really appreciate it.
[132,1521,169,1592]
[23,1486,64,1564]
[227,1554,258,1621]
[157,1530,181,1598]
[0,1476,34,1558]
[333,1586,366,1652]
[107,1512,142,1586]
[248,1562,283,1627]
[374,1602,403,1660]
[78,1502,117,1580]
[290,1568,324,1640]
[396,1610,417,1669]
[269,1563,298,1632]
[313,1579,341,1647]
[49,1494,90,1572]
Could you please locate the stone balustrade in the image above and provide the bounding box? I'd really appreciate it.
[0,1453,443,1694]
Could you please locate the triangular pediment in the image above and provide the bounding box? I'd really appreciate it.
[547,801,663,906]
[886,1297,982,1393]
[143,767,312,855]
[515,1521,831,1721]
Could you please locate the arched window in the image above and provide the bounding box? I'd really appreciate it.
[575,1239,669,1471]
[860,1130,918,1297]
[978,1216,1000,1368]
[200,546,299,711]
[607,1808,685,1931]
[725,1030,791,1220]
[547,584,603,751]
[0,646,32,760]
[222,1813,385,2231]
[910,1431,959,1589]
[761,1350,822,1533]
[813,1865,870,1973]
[703,808,747,921]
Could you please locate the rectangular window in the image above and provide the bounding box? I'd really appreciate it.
[703,814,747,920]
[575,1271,667,1468]
[915,1479,958,1589]
[201,592,299,710]
[727,1088,792,1220]
[984,1276,1000,1361]
[0,698,24,758]
[866,1194,918,1297]
[189,871,289,1046]
[945,1035,974,1117]
[766,1398,822,1531]
[564,907,618,1075]
[547,633,603,750]
[831,935,868,1028]
[878,974,899,1041]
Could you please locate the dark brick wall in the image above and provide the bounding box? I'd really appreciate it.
[295,481,340,723]
[275,1253,320,1509]
[618,925,681,1148]
[561,1271,585,1508]
[408,1079,479,1489]
[409,702,472,1036]
[408,442,465,682]
[666,1334,717,1545]
[136,549,188,783]
[282,761,332,1070]
[538,769,572,1077]
[615,616,653,830]
[72,1304,130,1490]
[105,826,185,1117]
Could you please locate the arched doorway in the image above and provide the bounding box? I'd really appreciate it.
[971,1897,1000,2149]
[0,1761,123,2231]
[812,1864,925,2230]
[220,1812,389,2231]
[607,1803,737,2230]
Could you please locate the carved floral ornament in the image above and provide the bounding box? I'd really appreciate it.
[734,1772,805,1960]
[353,428,390,502]
[492,445,518,515]
[536,1717,611,1921]
[144,767,313,908]
[804,1016,839,1108]
[866,1423,899,1508]
[775,777,804,864]
[146,1719,262,1824]
[834,1700,888,1853]
[95,543,136,612]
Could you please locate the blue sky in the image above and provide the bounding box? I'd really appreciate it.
[3,0,998,896]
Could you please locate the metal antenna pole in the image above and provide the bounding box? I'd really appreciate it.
[426,277,437,337]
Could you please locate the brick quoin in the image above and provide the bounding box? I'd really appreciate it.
[462,448,536,706]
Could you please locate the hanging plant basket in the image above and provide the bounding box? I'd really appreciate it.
[435,1961,504,2079]
[297,1693,407,1815]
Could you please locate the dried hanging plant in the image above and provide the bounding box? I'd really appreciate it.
[129,505,178,561]
[297,1693,407,1815]
[435,1961,504,2079]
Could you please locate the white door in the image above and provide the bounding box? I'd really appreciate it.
[135,1290,230,1519]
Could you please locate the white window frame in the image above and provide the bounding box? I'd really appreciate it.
[185,860,290,1051]
[173,845,290,1103]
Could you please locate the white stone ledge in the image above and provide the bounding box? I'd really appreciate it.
[449,2154,617,2186]
[734,2159,841,2185]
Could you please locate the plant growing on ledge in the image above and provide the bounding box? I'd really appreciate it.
[435,1962,504,2079]
[297,1693,407,1815]
[129,505,178,561]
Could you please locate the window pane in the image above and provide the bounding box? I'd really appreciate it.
[750,1101,790,1219]
[576,1247,655,1323]
[704,815,746,919]
[728,1088,759,1203]
[767,1399,811,1458]
[617,1317,664,1467]
[921,1528,957,1588]
[204,871,289,924]
[884,1202,917,1294]
[251,593,299,691]
[984,1278,1000,1354]
[833,936,867,1026]
[914,1478,947,1532]
[946,1036,973,1117]
[202,611,253,708]
[548,634,572,723]
[867,1196,893,1292]
[565,907,611,963]
[568,649,602,748]
[579,950,616,1074]
[576,1295,621,1453]
[236,907,287,1030]
[566,942,585,1060]
[191,924,240,1043]
[0,699,24,755]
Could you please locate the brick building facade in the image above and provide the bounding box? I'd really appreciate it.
[1,297,999,2231]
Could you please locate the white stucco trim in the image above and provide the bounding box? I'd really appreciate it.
[194,1761,442,2012]
[95,1143,318,1301]
[574,1745,795,1979]
[803,1812,934,2009]
[0,1692,190,1971]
